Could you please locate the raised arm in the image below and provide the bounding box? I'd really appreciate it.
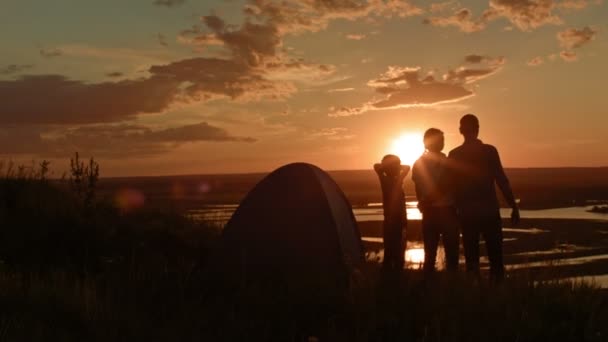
[374,163,383,176]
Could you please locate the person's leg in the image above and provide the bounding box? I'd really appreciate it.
[382,221,392,269]
[482,216,504,282]
[440,208,460,272]
[422,210,440,273]
[460,217,480,276]
[384,221,403,270]
[393,221,405,270]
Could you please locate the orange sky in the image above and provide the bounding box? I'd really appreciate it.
[1,1,607,176]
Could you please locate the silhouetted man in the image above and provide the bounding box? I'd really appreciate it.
[448,114,519,281]
[374,155,409,270]
[412,128,459,274]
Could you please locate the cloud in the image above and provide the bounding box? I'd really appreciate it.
[556,26,597,62]
[0,122,255,157]
[0,54,302,125]
[0,64,34,75]
[144,122,256,143]
[330,56,504,116]
[39,48,62,58]
[560,50,578,61]
[2,0,423,126]
[486,0,563,31]
[425,0,597,33]
[0,75,180,124]
[527,56,545,66]
[106,72,124,78]
[157,33,169,47]
[328,87,355,93]
[346,34,366,40]
[242,0,423,35]
[464,54,506,65]
[311,127,355,140]
[557,0,594,9]
[423,8,487,33]
[153,0,185,8]
[557,26,597,49]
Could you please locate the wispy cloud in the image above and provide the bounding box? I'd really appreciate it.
[527,56,545,66]
[328,87,355,93]
[152,0,185,8]
[311,127,355,140]
[346,34,366,40]
[0,64,34,75]
[39,48,62,58]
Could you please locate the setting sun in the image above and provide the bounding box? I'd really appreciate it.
[390,132,425,166]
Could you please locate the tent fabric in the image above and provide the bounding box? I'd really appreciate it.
[216,163,364,289]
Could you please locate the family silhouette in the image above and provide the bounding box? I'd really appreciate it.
[375,114,519,281]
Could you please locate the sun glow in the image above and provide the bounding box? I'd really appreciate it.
[390,132,425,166]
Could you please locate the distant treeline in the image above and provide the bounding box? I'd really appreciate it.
[94,168,608,210]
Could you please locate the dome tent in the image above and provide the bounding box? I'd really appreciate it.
[215,163,364,293]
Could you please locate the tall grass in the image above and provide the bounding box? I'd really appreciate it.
[0,156,606,341]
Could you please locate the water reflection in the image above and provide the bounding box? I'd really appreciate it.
[188,202,608,224]
[405,248,425,268]
[365,243,448,270]
[557,275,608,289]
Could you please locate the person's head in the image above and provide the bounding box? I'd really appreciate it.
[459,113,479,140]
[381,154,402,177]
[423,128,444,153]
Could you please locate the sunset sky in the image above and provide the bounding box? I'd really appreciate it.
[1,0,607,176]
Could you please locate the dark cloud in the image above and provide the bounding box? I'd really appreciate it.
[0,54,300,124]
[464,54,485,63]
[464,54,506,65]
[144,122,256,143]
[0,122,255,157]
[39,48,63,58]
[330,56,504,116]
[0,75,180,124]
[149,57,297,101]
[0,64,34,75]
[153,0,185,8]
[106,72,124,78]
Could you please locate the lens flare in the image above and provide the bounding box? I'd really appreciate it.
[115,188,145,212]
[390,132,425,166]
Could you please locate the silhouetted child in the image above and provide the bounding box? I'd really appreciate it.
[412,128,459,274]
[374,155,409,270]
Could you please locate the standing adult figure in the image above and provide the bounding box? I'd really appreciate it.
[412,128,459,274]
[448,114,519,281]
